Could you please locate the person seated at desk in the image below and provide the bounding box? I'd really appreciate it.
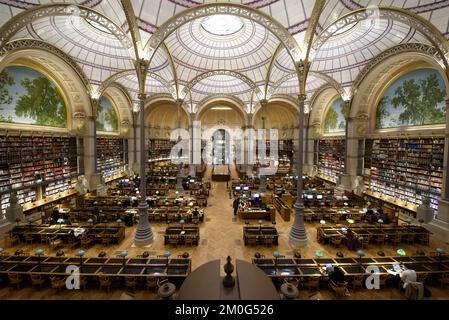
[399,267,417,290]
[329,266,346,284]
[233,197,241,216]
[192,207,200,217]
[346,228,356,251]
[364,209,374,223]
[377,209,389,224]
[51,209,60,222]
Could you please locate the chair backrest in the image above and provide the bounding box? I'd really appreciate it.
[8,273,19,281]
[99,276,110,284]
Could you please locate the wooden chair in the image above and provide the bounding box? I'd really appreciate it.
[438,273,449,288]
[50,276,66,292]
[416,272,428,284]
[101,236,113,246]
[98,276,112,292]
[40,234,50,246]
[125,277,138,292]
[146,277,158,291]
[374,234,386,246]
[379,274,389,289]
[331,215,340,224]
[184,235,196,246]
[30,274,46,290]
[263,236,273,246]
[67,236,80,249]
[80,236,93,249]
[166,235,179,246]
[417,234,429,245]
[49,236,64,250]
[350,275,365,290]
[405,234,415,245]
[304,214,313,223]
[329,280,348,299]
[330,236,343,248]
[246,236,257,246]
[5,234,20,247]
[25,233,34,245]
[301,277,320,291]
[8,273,23,289]
[390,234,402,246]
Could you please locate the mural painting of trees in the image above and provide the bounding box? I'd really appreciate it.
[96,97,118,132]
[15,77,66,127]
[324,106,338,133]
[324,98,346,134]
[376,69,446,129]
[0,66,67,127]
[375,96,390,128]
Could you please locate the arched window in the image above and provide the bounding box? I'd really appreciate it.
[323,98,345,134]
[96,96,118,132]
[0,66,66,127]
[375,68,447,129]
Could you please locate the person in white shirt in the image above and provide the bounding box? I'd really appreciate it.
[399,268,417,289]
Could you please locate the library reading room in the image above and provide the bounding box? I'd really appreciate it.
[1,0,449,303]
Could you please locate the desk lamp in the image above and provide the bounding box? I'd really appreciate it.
[273,251,281,268]
[116,219,122,227]
[57,218,65,229]
[436,248,445,264]
[27,217,33,228]
[180,219,185,230]
[119,250,128,268]
[35,248,44,271]
[76,250,85,266]
[15,218,21,226]
[163,251,171,266]
[258,219,263,230]
[378,219,384,230]
[356,250,365,265]
[397,249,406,257]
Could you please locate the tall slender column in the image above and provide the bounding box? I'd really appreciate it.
[259,99,268,193]
[134,94,153,247]
[176,99,185,193]
[289,94,308,248]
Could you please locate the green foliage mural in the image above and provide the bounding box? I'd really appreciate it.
[96,96,118,132]
[0,66,66,127]
[0,66,66,126]
[375,69,447,129]
[324,98,346,133]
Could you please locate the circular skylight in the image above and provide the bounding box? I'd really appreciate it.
[201,15,244,36]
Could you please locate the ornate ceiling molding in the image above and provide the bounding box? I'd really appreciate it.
[0,38,91,90]
[312,7,449,67]
[0,3,134,54]
[182,69,260,99]
[143,3,303,80]
[351,43,441,95]
[99,69,176,99]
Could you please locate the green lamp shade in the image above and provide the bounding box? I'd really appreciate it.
[87,219,93,223]
[35,249,44,256]
[77,250,85,257]
[258,220,263,225]
[404,218,412,224]
[116,219,122,223]
[356,250,365,257]
[27,217,33,223]
[436,248,445,254]
[273,251,281,258]
[315,250,324,257]
[180,219,185,225]
[397,249,406,256]
[57,219,65,224]
[163,251,171,258]
[320,220,326,225]
[347,219,354,224]
[378,219,384,224]
[0,248,4,253]
[119,250,128,258]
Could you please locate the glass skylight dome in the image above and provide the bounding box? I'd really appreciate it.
[201,15,244,36]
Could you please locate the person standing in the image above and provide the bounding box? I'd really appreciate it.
[233,197,241,216]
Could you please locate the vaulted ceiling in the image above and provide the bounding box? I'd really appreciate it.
[1,0,448,114]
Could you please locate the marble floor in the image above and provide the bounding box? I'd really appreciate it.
[1,165,449,300]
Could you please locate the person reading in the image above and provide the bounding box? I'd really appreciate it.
[329,266,345,284]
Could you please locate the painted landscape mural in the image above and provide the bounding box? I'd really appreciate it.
[376,68,446,129]
[324,98,346,134]
[0,66,66,127]
[96,96,118,132]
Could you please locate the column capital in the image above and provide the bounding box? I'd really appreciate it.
[259,99,268,107]
[298,94,307,102]
[138,93,147,101]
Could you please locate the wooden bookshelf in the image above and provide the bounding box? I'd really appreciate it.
[97,137,124,179]
[365,137,443,215]
[148,139,176,160]
[318,139,345,180]
[0,134,77,218]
